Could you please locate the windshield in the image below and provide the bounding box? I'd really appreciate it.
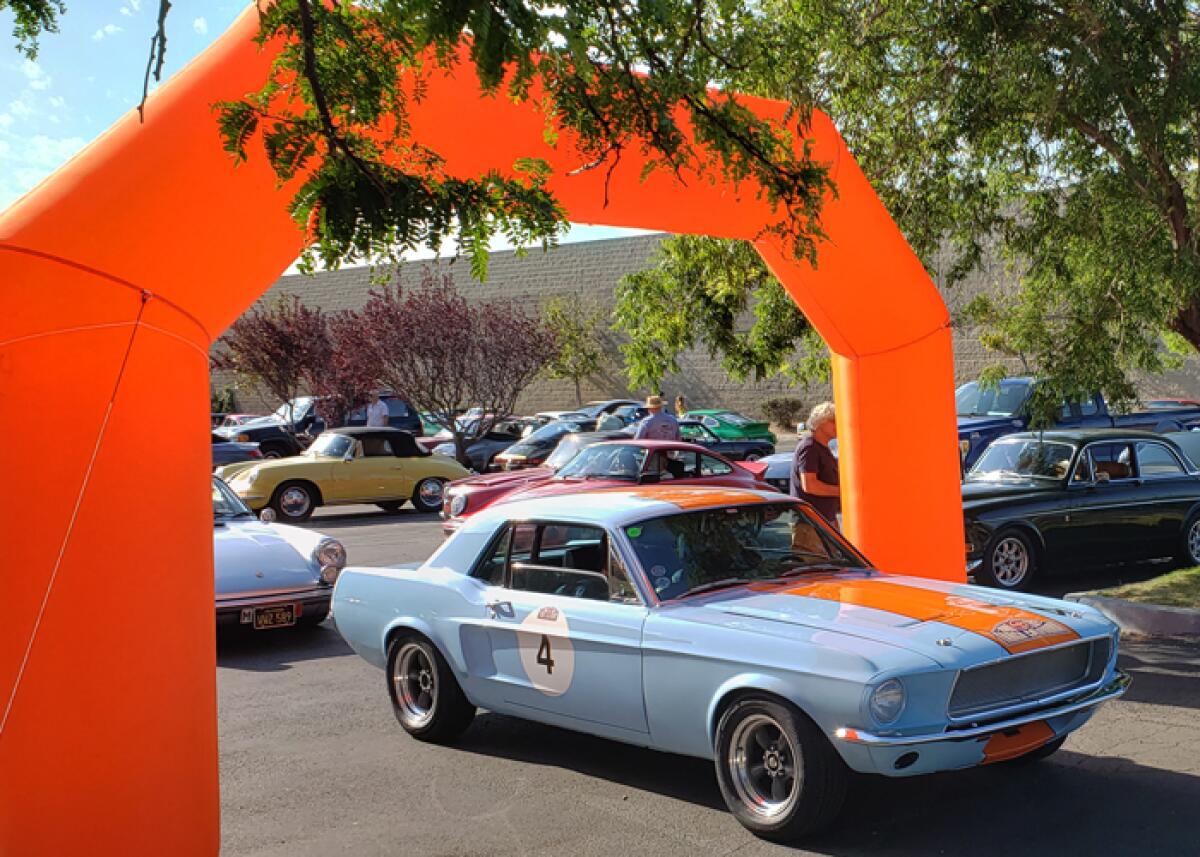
[967,439,1075,482]
[309,433,354,458]
[544,435,589,470]
[274,397,313,422]
[624,503,865,601]
[212,478,253,519]
[521,421,582,446]
[556,444,646,480]
[955,380,1031,418]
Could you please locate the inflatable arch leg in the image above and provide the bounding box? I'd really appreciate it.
[0,6,962,854]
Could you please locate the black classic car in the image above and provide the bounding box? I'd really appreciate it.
[964,429,1200,590]
[678,420,775,461]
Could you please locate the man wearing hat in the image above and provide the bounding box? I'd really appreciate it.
[634,394,681,441]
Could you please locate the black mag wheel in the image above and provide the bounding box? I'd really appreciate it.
[714,697,848,842]
[385,635,475,743]
[979,528,1037,591]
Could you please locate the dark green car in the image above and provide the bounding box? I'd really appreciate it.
[964,429,1200,591]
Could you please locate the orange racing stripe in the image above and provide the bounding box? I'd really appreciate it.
[769,576,1078,654]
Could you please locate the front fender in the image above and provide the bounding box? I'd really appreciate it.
[704,672,817,750]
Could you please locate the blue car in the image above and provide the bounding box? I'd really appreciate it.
[332,486,1128,842]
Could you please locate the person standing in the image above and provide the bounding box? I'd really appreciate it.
[634,395,681,440]
[791,401,840,525]
[365,391,390,427]
[674,394,688,418]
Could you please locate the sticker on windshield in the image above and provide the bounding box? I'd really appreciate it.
[517,608,574,696]
[626,526,643,539]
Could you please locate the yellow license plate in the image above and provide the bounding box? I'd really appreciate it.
[253,605,296,629]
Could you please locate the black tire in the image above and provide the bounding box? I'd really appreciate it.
[1176,512,1200,567]
[1005,735,1067,765]
[977,528,1038,591]
[714,696,848,842]
[411,477,447,513]
[259,443,288,459]
[385,634,475,743]
[269,480,319,523]
[744,452,763,462]
[376,501,407,513]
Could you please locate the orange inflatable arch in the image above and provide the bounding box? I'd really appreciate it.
[0,6,962,854]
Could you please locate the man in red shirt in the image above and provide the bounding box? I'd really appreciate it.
[790,401,840,525]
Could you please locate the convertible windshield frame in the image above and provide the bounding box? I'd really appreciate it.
[616,501,869,605]
[309,433,355,459]
[212,477,254,519]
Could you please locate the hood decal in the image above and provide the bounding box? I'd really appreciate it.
[770,576,1077,654]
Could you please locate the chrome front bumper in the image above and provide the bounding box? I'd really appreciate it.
[835,671,1130,747]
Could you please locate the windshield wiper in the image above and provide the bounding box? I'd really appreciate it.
[775,562,861,578]
[677,577,754,599]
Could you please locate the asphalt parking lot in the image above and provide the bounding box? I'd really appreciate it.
[218,506,1200,857]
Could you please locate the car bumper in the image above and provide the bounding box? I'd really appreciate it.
[440,515,464,535]
[215,588,331,626]
[832,671,1130,776]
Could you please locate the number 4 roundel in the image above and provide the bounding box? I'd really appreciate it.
[517,606,575,696]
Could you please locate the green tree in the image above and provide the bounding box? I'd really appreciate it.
[0,0,64,57]
[540,295,606,406]
[613,235,828,392]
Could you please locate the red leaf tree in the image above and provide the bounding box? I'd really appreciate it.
[211,295,331,427]
[356,270,559,463]
[310,309,380,426]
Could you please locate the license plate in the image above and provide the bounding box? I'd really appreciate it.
[248,605,296,629]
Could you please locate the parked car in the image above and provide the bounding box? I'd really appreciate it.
[217,427,470,522]
[493,418,603,470]
[442,430,632,532]
[956,377,1200,467]
[212,477,346,629]
[444,439,768,533]
[1145,398,1200,410]
[345,393,423,435]
[218,413,264,428]
[432,425,525,472]
[685,409,778,444]
[211,432,262,470]
[760,451,792,493]
[577,399,641,418]
[678,420,775,461]
[333,485,1128,842]
[964,429,1200,590]
[213,418,305,459]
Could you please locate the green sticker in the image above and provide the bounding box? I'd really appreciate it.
[626,526,643,538]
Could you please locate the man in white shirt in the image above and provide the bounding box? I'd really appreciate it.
[365,391,390,427]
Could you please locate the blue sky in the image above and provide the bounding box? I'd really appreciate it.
[0,1,647,255]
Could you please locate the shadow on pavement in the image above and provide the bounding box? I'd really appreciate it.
[1118,638,1200,711]
[454,714,1199,856]
[303,508,442,531]
[216,621,354,672]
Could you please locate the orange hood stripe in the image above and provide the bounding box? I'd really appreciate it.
[766,576,1078,654]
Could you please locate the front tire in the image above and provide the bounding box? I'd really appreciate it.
[269,480,318,523]
[714,697,848,842]
[1177,513,1200,567]
[385,635,475,742]
[978,528,1038,591]
[411,477,446,513]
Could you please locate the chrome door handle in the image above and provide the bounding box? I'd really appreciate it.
[486,601,513,618]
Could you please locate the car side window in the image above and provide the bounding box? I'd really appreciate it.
[1072,451,1094,483]
[700,454,733,476]
[505,523,634,603]
[1088,443,1135,481]
[663,449,699,479]
[472,526,512,585]
[702,416,719,428]
[361,437,395,457]
[1136,442,1185,478]
[606,544,642,604]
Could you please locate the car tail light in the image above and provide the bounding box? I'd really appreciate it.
[249,449,262,458]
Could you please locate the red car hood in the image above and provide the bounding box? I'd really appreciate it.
[498,472,765,505]
[453,466,554,492]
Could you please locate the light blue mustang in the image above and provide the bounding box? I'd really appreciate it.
[332,485,1128,841]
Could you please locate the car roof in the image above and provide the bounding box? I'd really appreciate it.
[463,485,789,531]
[591,439,711,451]
[328,426,415,437]
[995,428,1175,444]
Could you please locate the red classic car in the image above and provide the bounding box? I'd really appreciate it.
[441,439,769,533]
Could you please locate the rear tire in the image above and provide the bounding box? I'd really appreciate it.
[978,528,1038,591]
[714,696,848,842]
[385,634,475,743]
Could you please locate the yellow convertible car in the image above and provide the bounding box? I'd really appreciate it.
[216,427,470,522]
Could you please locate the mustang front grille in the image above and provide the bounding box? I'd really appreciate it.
[948,638,1111,721]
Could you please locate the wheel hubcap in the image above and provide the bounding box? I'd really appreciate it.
[279,486,311,517]
[727,714,800,819]
[393,643,437,728]
[1188,520,1200,563]
[992,537,1029,586]
[418,479,444,506]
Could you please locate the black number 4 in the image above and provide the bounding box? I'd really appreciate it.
[536,634,555,675]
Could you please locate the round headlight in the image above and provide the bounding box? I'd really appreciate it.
[450,494,467,517]
[237,469,258,485]
[868,678,906,725]
[315,538,346,570]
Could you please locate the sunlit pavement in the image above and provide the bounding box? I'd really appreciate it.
[217,506,1200,856]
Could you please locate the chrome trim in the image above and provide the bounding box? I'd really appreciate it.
[966,559,983,573]
[215,587,330,609]
[945,634,1110,723]
[837,671,1129,747]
